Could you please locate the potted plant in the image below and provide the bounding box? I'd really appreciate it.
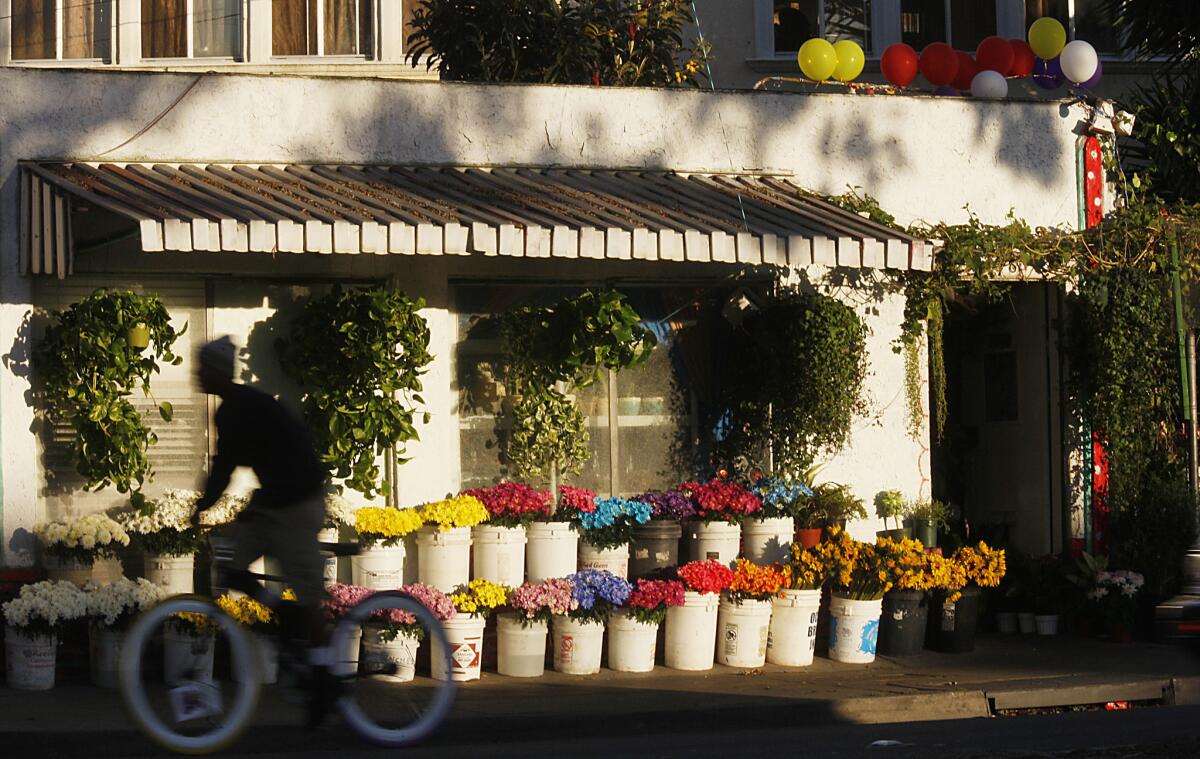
[819,526,889,663]
[34,514,131,586]
[552,569,631,675]
[810,483,867,532]
[1091,569,1144,642]
[85,577,167,687]
[116,489,205,594]
[768,541,827,667]
[498,578,576,678]
[874,490,911,540]
[320,493,358,587]
[3,580,88,690]
[608,578,686,672]
[575,496,653,579]
[438,579,508,681]
[525,485,590,583]
[628,490,695,577]
[747,476,814,564]
[930,542,1007,652]
[414,495,490,592]
[462,482,552,587]
[215,590,299,684]
[164,609,217,684]
[351,506,424,590]
[717,559,786,668]
[1031,554,1066,636]
[322,583,373,676]
[678,478,761,565]
[876,536,934,655]
[664,559,734,671]
[907,498,951,548]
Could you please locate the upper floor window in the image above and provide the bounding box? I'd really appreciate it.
[12,0,112,60]
[142,0,240,58]
[273,0,374,57]
[1026,0,1121,55]
[900,0,996,51]
[774,1,870,53]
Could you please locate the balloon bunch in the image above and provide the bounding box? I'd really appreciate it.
[878,17,1101,98]
[797,38,865,83]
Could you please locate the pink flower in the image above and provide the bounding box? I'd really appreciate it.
[559,485,598,514]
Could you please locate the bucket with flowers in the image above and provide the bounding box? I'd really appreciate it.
[609,578,685,672]
[768,542,827,666]
[322,583,373,675]
[526,486,589,582]
[415,495,490,592]
[932,542,1006,653]
[498,578,575,677]
[628,491,694,577]
[351,506,423,590]
[1091,569,1144,642]
[85,577,167,687]
[216,590,301,684]
[437,579,508,681]
[747,477,813,564]
[3,580,88,690]
[115,490,204,594]
[553,569,631,675]
[717,559,785,668]
[321,494,359,587]
[462,483,551,587]
[876,537,934,656]
[35,513,131,586]
[164,610,218,684]
[821,526,889,663]
[361,583,455,682]
[575,496,653,579]
[665,559,734,671]
[678,479,761,566]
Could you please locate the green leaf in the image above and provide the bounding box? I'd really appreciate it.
[158,401,174,422]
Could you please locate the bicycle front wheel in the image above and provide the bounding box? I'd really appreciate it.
[332,590,457,747]
[119,596,261,755]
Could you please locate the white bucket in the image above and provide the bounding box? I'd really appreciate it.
[5,628,57,690]
[496,612,548,678]
[607,612,659,673]
[551,615,605,675]
[716,597,773,668]
[828,594,883,664]
[742,517,795,565]
[996,611,1018,634]
[417,526,472,593]
[360,623,419,682]
[318,527,340,588]
[526,521,579,583]
[686,521,741,565]
[163,628,215,684]
[144,553,195,595]
[45,556,121,587]
[432,615,487,682]
[472,525,527,587]
[232,634,279,684]
[767,588,822,666]
[630,521,682,578]
[1018,612,1036,634]
[351,544,407,590]
[1035,614,1060,636]
[89,624,123,688]
[664,591,720,671]
[334,624,362,676]
[577,542,630,579]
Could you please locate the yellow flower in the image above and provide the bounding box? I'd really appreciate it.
[450,578,509,617]
[418,495,489,531]
[355,506,423,543]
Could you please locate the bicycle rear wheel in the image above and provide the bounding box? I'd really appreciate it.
[119,596,261,755]
[332,590,457,747]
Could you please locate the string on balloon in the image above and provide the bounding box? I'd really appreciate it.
[753,76,903,95]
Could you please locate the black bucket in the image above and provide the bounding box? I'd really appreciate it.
[878,590,929,655]
[934,586,982,653]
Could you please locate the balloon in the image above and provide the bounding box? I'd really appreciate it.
[918,42,959,87]
[831,40,865,82]
[976,36,1014,74]
[1059,39,1099,84]
[1032,57,1064,90]
[1081,58,1103,89]
[881,43,919,87]
[970,70,1009,99]
[951,51,979,91]
[1008,40,1036,77]
[1028,17,1067,60]
[798,38,838,81]
[933,85,961,97]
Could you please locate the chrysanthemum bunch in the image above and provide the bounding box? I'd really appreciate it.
[818,526,891,600]
[418,494,490,531]
[322,583,376,621]
[35,513,130,563]
[676,559,735,595]
[927,552,969,602]
[324,493,358,530]
[215,591,295,634]
[197,493,251,527]
[85,577,167,629]
[621,578,685,625]
[507,578,577,626]
[566,569,632,624]
[576,496,653,549]
[2,580,88,638]
[678,479,761,524]
[449,578,509,618]
[373,583,456,641]
[354,506,423,547]
[630,490,696,522]
[462,482,553,528]
[116,490,204,557]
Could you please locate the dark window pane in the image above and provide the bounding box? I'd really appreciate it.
[194,0,239,57]
[949,0,995,50]
[65,0,111,59]
[901,0,946,49]
[324,0,355,54]
[1025,0,1069,33]
[142,0,187,58]
[13,0,55,60]
[358,0,373,57]
[273,0,311,55]
[1073,0,1121,53]
[774,1,819,53]
[826,0,869,50]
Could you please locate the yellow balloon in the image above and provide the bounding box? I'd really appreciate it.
[831,40,865,82]
[1028,17,1067,60]
[797,38,838,82]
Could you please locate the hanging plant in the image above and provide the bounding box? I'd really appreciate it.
[277,286,433,500]
[32,289,184,507]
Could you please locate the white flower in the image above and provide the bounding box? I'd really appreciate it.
[2,581,88,630]
[118,490,202,535]
[84,578,167,627]
[198,493,250,527]
[325,494,358,527]
[34,514,130,553]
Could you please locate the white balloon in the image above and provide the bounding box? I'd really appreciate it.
[1059,40,1099,84]
[970,70,1008,99]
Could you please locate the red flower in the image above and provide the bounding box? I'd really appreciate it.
[677,559,735,594]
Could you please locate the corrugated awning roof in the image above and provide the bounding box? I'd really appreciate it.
[20,162,931,278]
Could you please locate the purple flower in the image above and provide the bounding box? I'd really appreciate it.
[632,490,696,521]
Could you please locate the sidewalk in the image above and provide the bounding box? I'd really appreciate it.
[2,635,1197,738]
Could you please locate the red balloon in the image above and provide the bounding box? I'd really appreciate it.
[950,52,979,92]
[976,35,1014,74]
[1007,39,1036,77]
[881,43,919,87]
[919,42,959,87]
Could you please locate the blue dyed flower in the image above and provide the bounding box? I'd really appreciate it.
[567,569,632,623]
[751,477,814,519]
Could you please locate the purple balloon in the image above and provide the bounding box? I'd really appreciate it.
[933,85,961,96]
[1080,58,1103,89]
[1032,57,1064,90]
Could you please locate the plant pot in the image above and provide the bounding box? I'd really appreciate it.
[472,525,527,588]
[743,517,795,565]
[5,628,57,690]
[935,586,982,653]
[163,628,215,684]
[1035,614,1060,636]
[89,623,124,688]
[432,615,487,682]
[607,612,658,673]
[496,612,547,678]
[876,528,912,541]
[318,527,340,588]
[126,323,150,349]
[630,521,682,578]
[525,521,579,583]
[360,623,419,682]
[794,528,823,549]
[144,553,195,595]
[334,624,362,676]
[664,591,720,671]
[911,518,939,548]
[1017,611,1036,634]
[45,555,121,587]
[416,526,472,593]
[351,544,407,590]
[716,597,773,668]
[828,594,883,664]
[767,588,822,666]
[878,590,929,656]
[686,521,741,565]
[551,615,605,675]
[996,611,1018,634]
[578,542,629,579]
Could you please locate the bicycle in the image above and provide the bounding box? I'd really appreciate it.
[118,537,457,755]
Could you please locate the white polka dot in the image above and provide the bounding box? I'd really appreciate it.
[1087,171,1095,180]
[1094,198,1102,206]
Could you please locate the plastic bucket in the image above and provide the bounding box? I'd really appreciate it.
[351,545,407,590]
[767,588,821,666]
[360,623,419,682]
[794,528,822,549]
[231,633,279,684]
[828,594,883,664]
[496,612,548,678]
[630,521,682,578]
[878,590,929,656]
[742,517,795,565]
[912,518,939,548]
[607,612,659,673]
[472,525,527,587]
[163,628,215,684]
[551,615,605,675]
[417,526,472,593]
[89,624,123,688]
[935,586,982,653]
[318,527,340,587]
[716,597,772,668]
[432,615,487,682]
[1018,612,1036,634]
[334,624,362,676]
[686,521,741,565]
[664,591,720,671]
[6,628,56,690]
[577,542,630,579]
[1035,614,1060,636]
[144,553,195,595]
[526,522,579,583]
[996,611,1018,634]
[44,556,96,587]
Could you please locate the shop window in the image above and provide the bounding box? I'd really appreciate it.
[142,0,240,58]
[901,0,995,51]
[273,0,374,56]
[11,0,111,60]
[773,1,870,53]
[1025,0,1121,55]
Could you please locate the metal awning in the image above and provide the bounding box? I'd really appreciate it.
[20,162,932,278]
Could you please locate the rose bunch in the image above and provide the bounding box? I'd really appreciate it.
[449,579,510,618]
[354,506,423,548]
[676,559,735,595]
[678,479,761,524]
[507,578,577,626]
[726,558,787,603]
[35,513,131,563]
[567,569,632,624]
[418,495,490,531]
[576,496,653,549]
[751,477,814,520]
[621,578,685,625]
[631,490,696,522]
[85,578,167,629]
[2,580,88,637]
[462,482,553,528]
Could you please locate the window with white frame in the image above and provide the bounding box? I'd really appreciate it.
[1025,0,1120,55]
[142,0,241,58]
[900,0,996,51]
[773,1,871,53]
[11,0,112,60]
[273,0,374,57]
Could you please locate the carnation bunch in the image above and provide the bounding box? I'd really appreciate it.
[418,494,490,531]
[631,490,696,522]
[781,542,827,590]
[354,506,423,548]
[85,577,167,629]
[726,558,786,603]
[116,490,204,557]
[557,485,598,519]
[677,479,761,524]
[576,496,653,549]
[566,569,632,624]
[35,513,131,563]
[449,578,509,618]
[676,559,735,595]
[197,493,251,527]
[621,579,685,625]
[751,477,814,520]
[2,580,88,637]
[461,482,552,528]
[507,578,577,626]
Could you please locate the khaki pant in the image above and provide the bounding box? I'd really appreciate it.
[231,492,325,607]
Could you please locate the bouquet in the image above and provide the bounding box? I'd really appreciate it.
[168,611,215,636]
[876,536,935,593]
[620,578,685,625]
[630,490,696,522]
[954,542,1007,597]
[449,579,510,618]
[751,477,814,520]
[676,559,735,595]
[677,479,761,524]
[818,526,890,600]
[461,482,552,528]
[565,569,632,625]
[726,558,786,604]
[197,493,251,528]
[508,578,578,626]
[116,489,204,557]
[216,591,292,635]
[927,552,968,602]
[557,484,597,520]
[417,494,490,531]
[379,584,456,641]
[324,493,358,531]
[1091,569,1144,628]
[85,578,167,629]
[354,506,423,548]
[781,542,827,591]
[576,496,653,549]
[35,513,130,564]
[2,580,88,638]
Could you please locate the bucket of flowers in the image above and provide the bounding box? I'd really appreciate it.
[462,482,552,587]
[678,478,761,566]
[360,583,455,682]
[498,578,576,678]
[767,541,828,666]
[717,558,786,668]
[2,580,88,690]
[875,536,934,656]
[525,485,591,583]
[34,513,131,586]
[664,559,735,671]
[628,490,695,577]
[553,569,631,675]
[415,495,490,592]
[85,577,167,687]
[820,526,890,664]
[575,496,653,580]
[351,506,424,590]
[747,476,814,564]
[164,609,218,684]
[1091,569,1144,642]
[608,578,686,672]
[437,579,509,681]
[116,489,204,594]
[931,542,1006,652]
[216,589,301,684]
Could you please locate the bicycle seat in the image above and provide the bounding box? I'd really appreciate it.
[319,542,362,557]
